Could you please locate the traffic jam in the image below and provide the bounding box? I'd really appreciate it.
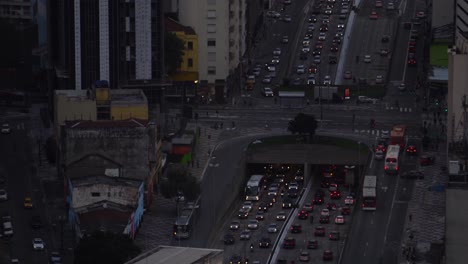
[222,164,358,263]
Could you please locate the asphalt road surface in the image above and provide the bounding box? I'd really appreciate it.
[0,117,53,264]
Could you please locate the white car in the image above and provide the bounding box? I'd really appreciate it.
[267,64,276,72]
[307,76,316,85]
[271,56,280,64]
[364,54,372,63]
[318,32,326,40]
[262,87,274,97]
[321,209,330,216]
[387,2,395,10]
[273,48,282,55]
[313,55,321,64]
[1,124,10,134]
[268,223,278,233]
[376,75,383,84]
[262,76,272,84]
[380,130,390,139]
[283,15,292,22]
[323,75,332,85]
[0,189,7,201]
[276,211,286,220]
[32,238,45,250]
[398,83,406,91]
[344,196,355,205]
[296,65,306,74]
[240,229,251,240]
[268,186,279,196]
[335,215,345,224]
[337,23,345,28]
[242,201,253,211]
[267,11,281,18]
[358,96,377,104]
[230,221,240,230]
[247,219,259,230]
[302,46,310,53]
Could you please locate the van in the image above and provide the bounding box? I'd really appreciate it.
[3,221,13,236]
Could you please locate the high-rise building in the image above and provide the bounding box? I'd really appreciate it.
[47,0,165,99]
[0,0,35,22]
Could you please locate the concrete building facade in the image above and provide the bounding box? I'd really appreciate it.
[0,0,34,22]
[456,0,468,36]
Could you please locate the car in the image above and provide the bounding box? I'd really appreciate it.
[50,251,62,263]
[248,219,259,230]
[256,212,265,221]
[283,15,292,22]
[369,12,378,19]
[312,49,321,56]
[291,223,302,233]
[32,238,45,250]
[252,68,261,77]
[319,215,330,223]
[314,226,325,236]
[268,223,278,233]
[301,46,310,53]
[408,57,417,66]
[324,7,332,14]
[326,202,337,211]
[375,0,383,7]
[11,258,20,263]
[376,75,384,84]
[302,203,313,212]
[332,36,342,44]
[288,181,299,190]
[318,32,326,41]
[299,251,310,262]
[277,211,287,221]
[293,78,303,85]
[282,35,289,43]
[229,220,240,230]
[380,48,389,56]
[398,83,406,91]
[309,15,317,22]
[329,55,337,64]
[288,188,299,198]
[266,10,281,18]
[380,130,390,139]
[416,11,426,18]
[259,236,271,248]
[308,65,318,73]
[387,2,395,10]
[262,76,272,84]
[329,183,338,192]
[344,71,352,79]
[242,201,253,211]
[224,233,235,244]
[296,65,306,74]
[23,197,33,209]
[229,255,243,264]
[313,55,321,64]
[307,239,318,249]
[401,170,424,179]
[238,208,249,219]
[358,96,377,104]
[315,41,324,49]
[273,48,282,55]
[321,208,330,216]
[341,206,351,215]
[406,145,417,154]
[30,215,42,229]
[283,237,296,249]
[297,210,308,220]
[320,24,328,32]
[358,77,367,84]
[420,155,436,166]
[363,54,372,63]
[330,45,339,52]
[323,250,334,260]
[266,63,276,72]
[313,195,323,205]
[330,190,341,199]
[381,35,390,43]
[1,124,11,134]
[375,148,385,159]
[323,75,331,85]
[344,195,355,205]
[268,186,279,196]
[240,229,251,240]
[267,194,277,205]
[335,215,345,224]
[262,87,274,97]
[329,231,340,240]
[0,189,7,201]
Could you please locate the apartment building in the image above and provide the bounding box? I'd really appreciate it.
[0,0,34,22]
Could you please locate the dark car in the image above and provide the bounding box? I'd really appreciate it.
[229,255,243,264]
[313,49,322,56]
[323,250,334,261]
[283,237,296,249]
[30,215,42,229]
[314,226,326,236]
[298,210,308,220]
[307,239,318,249]
[319,215,330,224]
[401,170,424,179]
[291,224,302,233]
[326,202,337,211]
[381,35,390,42]
[224,234,235,245]
[330,190,341,199]
[329,231,340,240]
[320,24,329,32]
[320,178,331,188]
[259,237,271,248]
[313,196,324,205]
[420,155,435,166]
[406,145,417,155]
[50,251,62,263]
[308,65,318,73]
[288,188,299,198]
[258,202,268,212]
[329,55,337,64]
[309,15,317,22]
[267,196,276,207]
[282,198,294,208]
[341,206,351,215]
[330,45,339,52]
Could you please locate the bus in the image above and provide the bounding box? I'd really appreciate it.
[173,200,199,239]
[245,175,265,201]
[362,175,377,211]
[384,145,400,173]
[390,125,406,149]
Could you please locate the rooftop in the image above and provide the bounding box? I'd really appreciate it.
[125,246,223,264]
[165,17,196,35]
[110,89,147,105]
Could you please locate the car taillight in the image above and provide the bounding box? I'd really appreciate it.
[384,166,388,170]
[396,166,399,170]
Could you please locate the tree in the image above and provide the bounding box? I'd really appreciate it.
[164,32,185,74]
[288,113,318,143]
[74,231,141,264]
[160,164,200,201]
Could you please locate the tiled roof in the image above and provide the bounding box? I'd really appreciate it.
[65,118,149,129]
[165,17,196,35]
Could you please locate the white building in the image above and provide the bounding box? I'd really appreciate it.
[178,0,247,85]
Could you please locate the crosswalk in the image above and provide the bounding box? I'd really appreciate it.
[354,129,420,139]
[385,105,414,113]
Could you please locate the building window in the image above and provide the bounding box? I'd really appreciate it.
[208,52,216,62]
[207,39,216,47]
[91,192,100,197]
[207,10,216,18]
[208,66,216,75]
[207,0,216,5]
[188,58,193,67]
[207,24,216,33]
[187,41,193,50]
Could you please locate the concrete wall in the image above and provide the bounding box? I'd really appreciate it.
[72,183,139,209]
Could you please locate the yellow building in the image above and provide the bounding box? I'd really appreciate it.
[165,17,199,81]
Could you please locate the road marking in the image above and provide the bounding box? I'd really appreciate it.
[369,155,375,169]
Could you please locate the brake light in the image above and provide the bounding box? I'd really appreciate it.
[396,166,399,171]
[384,166,388,170]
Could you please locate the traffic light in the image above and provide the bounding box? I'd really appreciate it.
[435,99,439,106]
[445,108,448,113]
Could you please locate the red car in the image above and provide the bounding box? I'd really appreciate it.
[369,12,378,20]
[298,210,309,220]
[341,206,351,215]
[420,155,435,166]
[314,226,325,236]
[291,224,302,233]
[283,237,296,249]
[323,250,334,260]
[376,144,386,152]
[406,145,417,154]
[308,65,318,73]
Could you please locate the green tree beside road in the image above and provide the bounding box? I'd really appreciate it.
[164,32,185,74]
[288,113,318,143]
[160,164,200,201]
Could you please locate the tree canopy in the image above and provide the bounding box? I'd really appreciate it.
[288,113,318,143]
[164,32,185,74]
[74,231,141,264]
[160,164,200,201]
